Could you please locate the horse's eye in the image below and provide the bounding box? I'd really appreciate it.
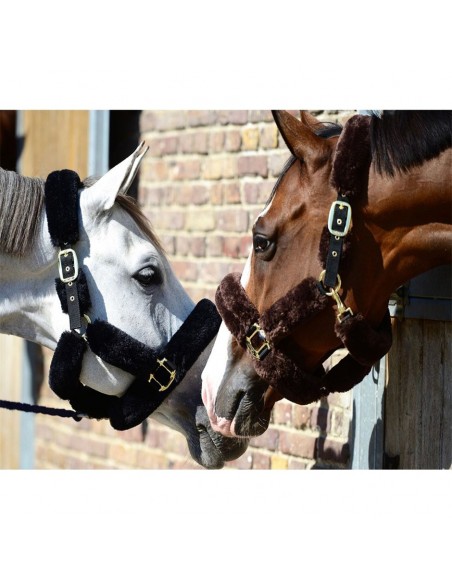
[253,234,271,254]
[134,266,162,287]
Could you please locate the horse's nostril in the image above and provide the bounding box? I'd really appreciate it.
[215,389,246,420]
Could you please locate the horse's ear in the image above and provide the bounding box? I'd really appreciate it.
[272,110,329,172]
[81,142,148,214]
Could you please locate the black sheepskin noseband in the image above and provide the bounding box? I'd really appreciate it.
[44,169,221,430]
[214,114,393,405]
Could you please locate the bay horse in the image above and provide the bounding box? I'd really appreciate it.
[201,110,452,438]
[0,144,248,467]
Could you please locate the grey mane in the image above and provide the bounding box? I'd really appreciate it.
[0,168,45,256]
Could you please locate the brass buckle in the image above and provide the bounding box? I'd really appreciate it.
[245,323,271,361]
[328,200,352,237]
[148,358,176,392]
[58,248,79,283]
[319,270,353,322]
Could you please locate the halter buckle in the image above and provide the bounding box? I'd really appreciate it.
[148,358,176,392]
[58,248,79,283]
[246,323,271,361]
[328,200,352,237]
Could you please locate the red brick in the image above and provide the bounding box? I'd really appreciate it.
[206,235,223,257]
[209,131,225,152]
[202,156,237,180]
[273,401,292,425]
[149,209,185,231]
[197,261,235,284]
[217,110,248,125]
[179,131,209,154]
[109,442,138,466]
[240,236,252,257]
[238,154,268,177]
[260,124,279,149]
[147,135,179,156]
[136,449,170,469]
[269,152,291,177]
[169,159,201,181]
[292,405,311,429]
[310,406,330,433]
[225,451,253,469]
[216,208,249,232]
[222,236,243,259]
[288,458,309,469]
[208,182,223,205]
[249,428,279,450]
[171,260,198,281]
[225,130,242,152]
[252,452,271,469]
[176,235,206,257]
[143,159,169,181]
[173,184,209,205]
[187,110,217,127]
[330,410,349,438]
[160,235,175,255]
[223,182,241,204]
[279,430,317,459]
[316,437,350,465]
[140,185,170,206]
[249,110,274,123]
[153,111,187,131]
[243,181,263,205]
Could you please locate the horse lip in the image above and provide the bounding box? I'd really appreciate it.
[194,406,249,468]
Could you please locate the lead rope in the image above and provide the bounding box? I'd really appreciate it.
[0,399,85,421]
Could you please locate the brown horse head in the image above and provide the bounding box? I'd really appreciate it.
[201,110,452,438]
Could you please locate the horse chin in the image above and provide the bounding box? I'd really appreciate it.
[189,406,249,469]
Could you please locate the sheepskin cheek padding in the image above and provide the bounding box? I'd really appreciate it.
[215,273,260,344]
[215,273,329,348]
[331,115,372,198]
[335,309,393,367]
[260,277,329,345]
[49,331,87,400]
[44,169,82,247]
[86,320,157,376]
[48,330,114,418]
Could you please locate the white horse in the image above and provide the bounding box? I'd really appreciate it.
[0,144,248,468]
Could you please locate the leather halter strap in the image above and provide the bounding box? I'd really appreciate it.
[44,169,221,429]
[214,114,393,405]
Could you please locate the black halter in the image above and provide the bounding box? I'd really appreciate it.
[215,115,393,405]
[44,170,221,430]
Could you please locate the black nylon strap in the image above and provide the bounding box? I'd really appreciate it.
[60,249,82,330]
[323,195,351,289]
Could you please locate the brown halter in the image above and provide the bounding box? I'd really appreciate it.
[215,115,393,405]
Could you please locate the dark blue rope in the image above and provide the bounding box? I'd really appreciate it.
[0,399,84,421]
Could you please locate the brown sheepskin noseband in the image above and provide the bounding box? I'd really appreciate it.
[214,115,393,405]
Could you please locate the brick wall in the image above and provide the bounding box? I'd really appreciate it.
[35,109,356,470]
